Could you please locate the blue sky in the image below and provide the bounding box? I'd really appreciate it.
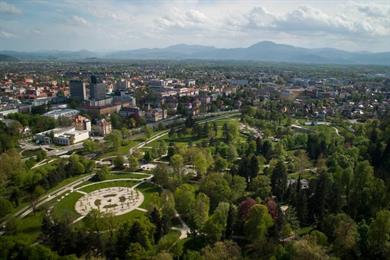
[0,0,389,52]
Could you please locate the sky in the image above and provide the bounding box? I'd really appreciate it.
[0,0,389,52]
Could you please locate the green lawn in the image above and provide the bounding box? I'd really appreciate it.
[9,210,45,244]
[97,140,137,159]
[21,148,45,158]
[106,171,151,180]
[51,192,83,221]
[45,173,91,194]
[51,180,158,225]
[296,226,314,236]
[289,170,317,180]
[79,180,138,193]
[137,182,161,209]
[78,208,148,231]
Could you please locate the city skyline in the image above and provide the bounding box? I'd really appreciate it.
[0,0,389,52]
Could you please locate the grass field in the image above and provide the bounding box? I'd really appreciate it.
[51,180,161,227]
[137,182,161,209]
[78,208,148,231]
[106,171,151,180]
[79,180,138,193]
[52,192,83,220]
[7,210,45,244]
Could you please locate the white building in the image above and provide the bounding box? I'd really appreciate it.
[43,109,80,120]
[54,130,89,145]
[34,127,89,145]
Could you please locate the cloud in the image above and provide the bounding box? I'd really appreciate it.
[70,15,89,27]
[0,30,15,38]
[356,4,390,17]
[225,5,389,37]
[156,9,215,32]
[1,0,389,51]
[0,1,22,15]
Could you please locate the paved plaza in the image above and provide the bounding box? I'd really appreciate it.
[74,187,144,216]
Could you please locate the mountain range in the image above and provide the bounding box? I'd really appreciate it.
[1,41,389,65]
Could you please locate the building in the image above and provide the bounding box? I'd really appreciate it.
[93,119,112,136]
[229,79,249,86]
[145,108,167,122]
[54,130,89,145]
[74,115,91,132]
[119,106,144,118]
[43,109,80,120]
[88,97,113,107]
[90,83,106,100]
[90,75,102,84]
[115,80,130,91]
[81,103,122,116]
[186,79,196,87]
[69,80,87,100]
[34,127,89,145]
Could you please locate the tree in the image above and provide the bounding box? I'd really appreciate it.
[106,130,122,150]
[192,151,209,177]
[152,251,173,260]
[127,242,146,260]
[144,126,153,138]
[113,155,125,169]
[67,154,86,175]
[144,151,152,162]
[308,171,331,224]
[92,166,109,182]
[249,175,271,199]
[0,149,26,189]
[249,154,260,181]
[227,144,238,161]
[291,239,329,260]
[244,204,273,242]
[201,241,242,260]
[0,198,12,218]
[114,219,155,259]
[175,184,195,216]
[239,198,256,220]
[83,140,98,153]
[367,209,390,258]
[31,185,45,212]
[348,160,386,220]
[323,213,358,258]
[149,207,164,241]
[271,160,288,202]
[128,155,139,171]
[157,140,168,156]
[200,173,231,208]
[214,156,228,171]
[192,192,210,231]
[203,202,230,242]
[170,154,184,177]
[225,174,246,201]
[152,165,172,190]
[222,122,239,144]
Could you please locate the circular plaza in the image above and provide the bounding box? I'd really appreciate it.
[75,186,144,216]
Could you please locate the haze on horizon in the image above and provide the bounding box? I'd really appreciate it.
[0,0,389,52]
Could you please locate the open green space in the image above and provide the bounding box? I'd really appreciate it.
[21,148,45,158]
[79,180,138,193]
[137,182,161,209]
[50,180,161,225]
[106,171,151,180]
[6,211,45,244]
[51,192,83,221]
[288,170,317,180]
